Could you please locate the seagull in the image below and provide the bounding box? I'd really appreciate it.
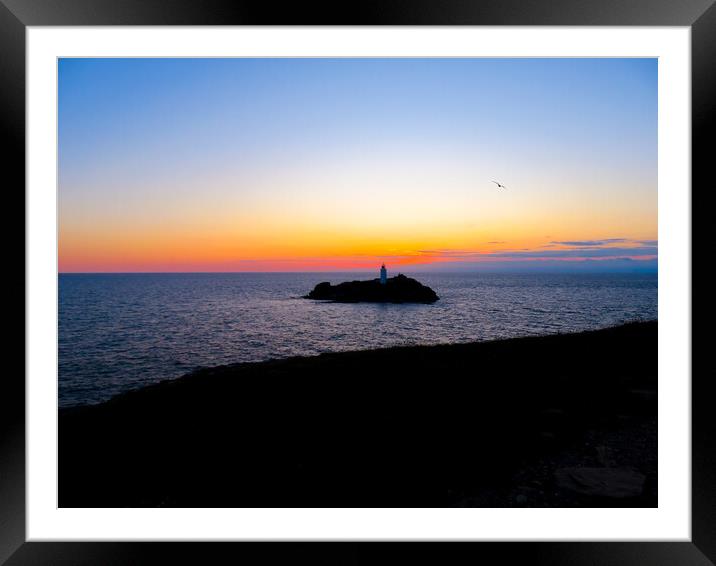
[491,180,507,190]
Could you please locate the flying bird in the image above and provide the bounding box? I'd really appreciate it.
[491,180,507,190]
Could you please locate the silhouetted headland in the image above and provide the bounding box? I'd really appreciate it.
[59,320,656,508]
[306,273,439,303]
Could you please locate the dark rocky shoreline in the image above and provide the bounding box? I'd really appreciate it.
[59,321,657,508]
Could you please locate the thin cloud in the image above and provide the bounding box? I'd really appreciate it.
[550,238,629,247]
[487,246,657,259]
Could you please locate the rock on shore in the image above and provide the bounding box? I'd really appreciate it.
[305,274,439,303]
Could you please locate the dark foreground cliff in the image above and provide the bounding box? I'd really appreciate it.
[59,321,656,508]
[305,274,439,303]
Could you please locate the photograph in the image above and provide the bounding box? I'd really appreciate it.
[57,57,658,508]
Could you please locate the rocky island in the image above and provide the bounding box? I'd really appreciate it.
[305,266,439,304]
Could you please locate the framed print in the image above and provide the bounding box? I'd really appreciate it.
[4,1,711,564]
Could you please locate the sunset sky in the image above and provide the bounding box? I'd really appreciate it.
[58,58,657,273]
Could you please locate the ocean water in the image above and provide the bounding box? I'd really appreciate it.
[59,272,657,407]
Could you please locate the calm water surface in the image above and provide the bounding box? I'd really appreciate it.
[59,272,657,407]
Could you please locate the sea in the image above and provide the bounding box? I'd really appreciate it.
[59,272,657,407]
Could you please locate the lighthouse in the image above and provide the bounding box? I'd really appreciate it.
[380,263,387,285]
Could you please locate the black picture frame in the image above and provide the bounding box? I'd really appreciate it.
[4,1,711,564]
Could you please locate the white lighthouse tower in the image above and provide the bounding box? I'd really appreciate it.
[380,263,387,285]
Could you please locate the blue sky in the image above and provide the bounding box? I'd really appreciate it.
[58,58,657,272]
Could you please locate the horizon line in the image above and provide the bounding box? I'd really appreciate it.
[58,269,658,275]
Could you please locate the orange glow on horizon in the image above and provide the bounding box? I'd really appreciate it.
[58,226,658,272]
[59,191,658,272]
